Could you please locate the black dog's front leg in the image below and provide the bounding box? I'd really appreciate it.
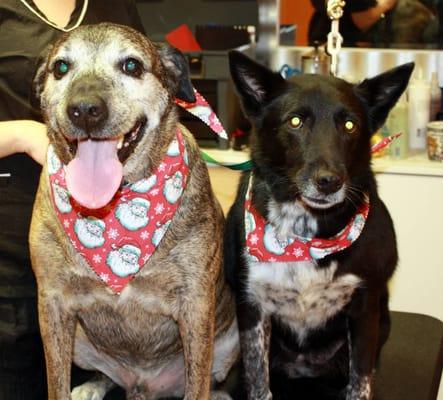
[346,291,381,400]
[238,300,272,400]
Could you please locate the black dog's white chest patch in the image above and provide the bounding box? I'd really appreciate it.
[246,258,361,342]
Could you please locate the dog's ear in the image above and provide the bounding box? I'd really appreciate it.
[355,62,414,132]
[156,43,196,103]
[229,50,287,118]
[31,45,53,110]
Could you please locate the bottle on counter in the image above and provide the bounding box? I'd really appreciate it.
[430,71,442,121]
[387,94,408,159]
[408,69,431,151]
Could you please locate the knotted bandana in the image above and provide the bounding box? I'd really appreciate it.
[48,128,189,294]
[244,181,370,263]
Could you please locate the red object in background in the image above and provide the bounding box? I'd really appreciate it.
[166,24,202,52]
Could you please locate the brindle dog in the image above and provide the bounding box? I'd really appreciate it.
[29,23,238,400]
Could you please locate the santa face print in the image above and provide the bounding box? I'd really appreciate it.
[152,220,171,247]
[263,225,295,256]
[166,138,180,157]
[106,244,141,277]
[163,171,184,204]
[52,183,72,214]
[130,175,157,194]
[47,145,62,175]
[115,198,151,231]
[74,217,106,249]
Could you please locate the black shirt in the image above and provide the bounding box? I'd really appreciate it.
[308,0,378,46]
[0,0,144,297]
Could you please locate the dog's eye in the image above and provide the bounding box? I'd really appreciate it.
[122,58,143,77]
[289,116,303,129]
[344,120,357,133]
[53,60,70,79]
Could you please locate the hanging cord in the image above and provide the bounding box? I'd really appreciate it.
[326,0,345,76]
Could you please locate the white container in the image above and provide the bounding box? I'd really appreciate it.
[408,74,431,150]
[427,121,443,162]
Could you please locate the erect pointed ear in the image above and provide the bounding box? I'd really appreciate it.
[31,45,53,111]
[355,62,414,132]
[228,50,287,118]
[156,43,196,103]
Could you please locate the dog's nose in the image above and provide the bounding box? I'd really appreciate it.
[67,95,108,132]
[315,171,343,194]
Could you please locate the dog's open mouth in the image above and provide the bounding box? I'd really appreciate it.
[115,118,146,161]
[65,118,146,210]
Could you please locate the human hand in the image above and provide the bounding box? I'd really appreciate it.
[378,0,398,13]
[0,120,49,165]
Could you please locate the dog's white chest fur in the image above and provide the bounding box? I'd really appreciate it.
[246,258,361,341]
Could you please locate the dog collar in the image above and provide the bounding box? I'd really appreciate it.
[244,179,370,263]
[47,128,189,294]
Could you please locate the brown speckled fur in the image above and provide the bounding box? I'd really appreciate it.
[29,23,237,400]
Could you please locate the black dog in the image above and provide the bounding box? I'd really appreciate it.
[224,51,414,400]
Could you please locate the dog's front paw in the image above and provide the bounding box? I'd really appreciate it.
[210,390,233,400]
[248,390,272,400]
[71,381,107,400]
[345,375,373,400]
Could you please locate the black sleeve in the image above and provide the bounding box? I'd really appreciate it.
[124,0,146,34]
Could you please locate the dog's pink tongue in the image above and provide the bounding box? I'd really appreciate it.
[66,139,122,209]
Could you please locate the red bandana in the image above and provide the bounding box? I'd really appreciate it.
[244,181,370,263]
[48,129,189,294]
[175,89,228,140]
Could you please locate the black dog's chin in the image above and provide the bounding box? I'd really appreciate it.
[300,187,348,210]
[301,196,342,210]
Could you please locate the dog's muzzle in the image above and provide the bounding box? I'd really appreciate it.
[67,94,108,133]
[66,76,110,135]
[299,169,346,209]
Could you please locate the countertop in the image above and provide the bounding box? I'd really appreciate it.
[203,148,443,177]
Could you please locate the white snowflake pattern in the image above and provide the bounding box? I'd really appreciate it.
[158,163,167,172]
[150,188,160,196]
[63,220,70,228]
[108,228,119,240]
[249,233,259,245]
[269,257,277,262]
[93,254,102,264]
[99,273,110,283]
[154,203,165,215]
[141,231,150,240]
[292,247,304,257]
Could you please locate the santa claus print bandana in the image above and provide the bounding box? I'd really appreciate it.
[48,129,189,294]
[244,179,370,263]
[175,89,228,140]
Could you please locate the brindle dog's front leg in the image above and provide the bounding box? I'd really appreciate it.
[346,291,381,400]
[38,291,76,400]
[179,295,215,400]
[238,301,272,400]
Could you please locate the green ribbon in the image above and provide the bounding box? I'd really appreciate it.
[200,150,253,171]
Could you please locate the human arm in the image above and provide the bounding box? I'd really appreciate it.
[0,120,48,165]
[351,0,398,32]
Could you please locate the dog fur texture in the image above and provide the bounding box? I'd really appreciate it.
[224,51,414,400]
[29,23,238,400]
